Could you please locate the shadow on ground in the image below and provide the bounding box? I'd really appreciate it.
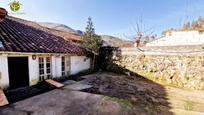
[4,81,55,103]
[91,47,174,114]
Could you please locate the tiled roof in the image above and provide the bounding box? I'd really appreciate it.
[7,16,83,44]
[0,16,87,55]
[45,28,83,43]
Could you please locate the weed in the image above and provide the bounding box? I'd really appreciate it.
[101,96,133,108]
[184,101,194,111]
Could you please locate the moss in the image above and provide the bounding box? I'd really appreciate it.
[101,96,133,108]
[135,70,164,83]
[135,70,188,89]
[184,101,194,111]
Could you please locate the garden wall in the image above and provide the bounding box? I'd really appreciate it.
[100,47,204,90]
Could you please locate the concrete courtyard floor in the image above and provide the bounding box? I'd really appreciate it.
[1,72,204,115]
[0,74,140,115]
[1,89,95,115]
[0,88,138,115]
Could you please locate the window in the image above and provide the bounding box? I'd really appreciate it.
[65,56,70,76]
[46,57,51,79]
[39,57,52,81]
[62,56,65,76]
[39,57,44,81]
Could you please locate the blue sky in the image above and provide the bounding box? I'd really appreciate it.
[1,0,204,39]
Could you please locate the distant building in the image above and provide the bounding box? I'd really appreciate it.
[146,30,204,46]
[0,8,92,89]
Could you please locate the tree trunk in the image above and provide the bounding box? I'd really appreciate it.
[92,54,96,71]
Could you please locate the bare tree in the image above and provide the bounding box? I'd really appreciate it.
[131,18,155,47]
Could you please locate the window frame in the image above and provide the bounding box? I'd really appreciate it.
[39,57,45,81]
[38,56,52,81]
[46,57,52,79]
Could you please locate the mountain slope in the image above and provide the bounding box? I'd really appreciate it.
[39,22,133,47]
[39,22,83,35]
[101,35,133,47]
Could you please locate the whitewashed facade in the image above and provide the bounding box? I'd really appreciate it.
[70,56,91,75]
[0,10,92,89]
[146,30,204,46]
[0,53,91,89]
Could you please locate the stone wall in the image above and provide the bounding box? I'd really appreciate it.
[100,47,204,90]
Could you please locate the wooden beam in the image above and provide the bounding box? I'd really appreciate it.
[46,79,64,88]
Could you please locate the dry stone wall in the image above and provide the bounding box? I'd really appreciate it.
[100,47,204,90]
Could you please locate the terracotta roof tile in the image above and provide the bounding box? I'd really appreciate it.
[7,16,83,44]
[0,16,87,55]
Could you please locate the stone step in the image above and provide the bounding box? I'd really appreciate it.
[45,79,64,88]
[0,89,9,106]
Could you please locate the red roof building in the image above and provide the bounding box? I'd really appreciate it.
[0,8,92,89]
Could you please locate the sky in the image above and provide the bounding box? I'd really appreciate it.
[1,0,204,39]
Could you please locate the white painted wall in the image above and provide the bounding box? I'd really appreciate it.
[55,56,62,77]
[51,56,57,78]
[0,53,90,89]
[146,30,204,46]
[70,56,91,75]
[0,55,9,89]
[29,55,63,84]
[28,56,39,86]
[65,56,70,76]
[29,55,63,83]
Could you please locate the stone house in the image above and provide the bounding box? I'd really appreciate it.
[0,8,91,89]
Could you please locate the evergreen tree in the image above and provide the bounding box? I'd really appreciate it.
[82,17,102,71]
[85,17,95,35]
[82,17,101,54]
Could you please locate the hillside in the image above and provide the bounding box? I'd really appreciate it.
[100,35,133,47]
[39,22,133,47]
[39,22,83,35]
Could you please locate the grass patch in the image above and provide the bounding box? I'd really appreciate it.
[101,96,133,108]
[184,101,194,111]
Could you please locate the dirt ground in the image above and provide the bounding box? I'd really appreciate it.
[80,72,204,115]
[1,72,204,115]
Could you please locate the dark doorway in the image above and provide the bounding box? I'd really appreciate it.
[8,57,29,89]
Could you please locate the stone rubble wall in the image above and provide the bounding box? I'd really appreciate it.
[100,47,204,90]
